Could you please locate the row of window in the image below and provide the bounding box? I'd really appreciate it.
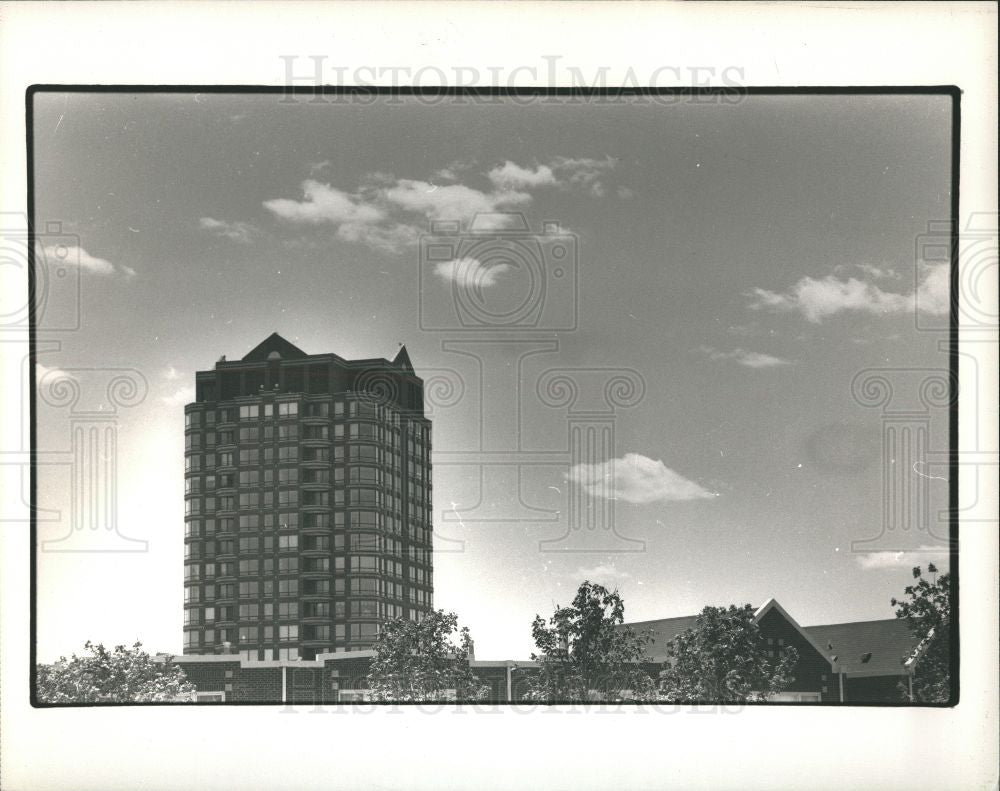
[185,420,422,449]
[184,484,430,514]
[184,465,423,492]
[182,621,397,650]
[184,598,405,624]
[183,527,429,560]
[187,399,430,439]
[183,579,433,605]
[183,509,432,537]
[185,443,424,469]
[182,555,430,581]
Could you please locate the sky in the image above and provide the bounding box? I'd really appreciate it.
[31,91,953,661]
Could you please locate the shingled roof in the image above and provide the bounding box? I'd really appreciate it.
[624,607,921,676]
[804,618,920,675]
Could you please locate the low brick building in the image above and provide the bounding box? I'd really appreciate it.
[625,598,923,703]
[162,598,924,704]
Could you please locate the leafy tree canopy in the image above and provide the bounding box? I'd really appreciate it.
[366,610,489,702]
[658,604,798,703]
[892,563,951,703]
[522,581,656,702]
[36,641,195,703]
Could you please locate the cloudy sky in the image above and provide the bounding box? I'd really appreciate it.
[31,92,953,661]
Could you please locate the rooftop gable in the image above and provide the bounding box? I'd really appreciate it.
[241,333,309,362]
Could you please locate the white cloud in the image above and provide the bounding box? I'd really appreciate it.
[487,161,558,189]
[381,178,531,223]
[263,180,386,227]
[434,257,511,289]
[552,155,618,196]
[855,546,949,571]
[40,244,130,277]
[698,346,793,369]
[161,386,195,407]
[199,217,260,244]
[748,263,949,323]
[261,156,631,254]
[263,180,417,252]
[567,452,716,504]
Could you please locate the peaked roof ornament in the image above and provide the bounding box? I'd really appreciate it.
[242,332,309,362]
[392,344,414,373]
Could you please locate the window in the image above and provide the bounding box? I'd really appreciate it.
[352,577,379,595]
[238,581,259,598]
[278,468,299,485]
[218,452,234,467]
[278,489,299,507]
[278,647,299,661]
[239,449,259,465]
[303,535,329,551]
[278,534,298,551]
[306,402,330,418]
[348,445,378,463]
[304,557,329,572]
[239,470,259,487]
[278,557,299,573]
[239,492,259,509]
[350,600,378,618]
[239,514,259,530]
[304,579,330,596]
[352,555,378,572]
[238,559,259,575]
[278,446,298,463]
[279,625,299,641]
[305,625,330,641]
[239,426,259,442]
[303,490,329,507]
[303,513,330,529]
[278,601,298,618]
[240,405,258,421]
[351,533,379,552]
[278,578,298,596]
[278,402,299,417]
[303,447,330,462]
[239,603,259,619]
[302,468,329,485]
[303,602,330,617]
[279,423,299,441]
[349,466,379,485]
[303,425,329,440]
[239,626,258,642]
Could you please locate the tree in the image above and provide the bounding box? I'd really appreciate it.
[366,610,489,702]
[35,641,195,703]
[521,581,657,702]
[892,563,951,703]
[658,604,798,703]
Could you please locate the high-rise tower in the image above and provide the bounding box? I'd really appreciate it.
[182,333,432,661]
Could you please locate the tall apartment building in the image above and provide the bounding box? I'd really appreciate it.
[182,333,433,661]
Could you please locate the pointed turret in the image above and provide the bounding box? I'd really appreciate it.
[392,344,414,374]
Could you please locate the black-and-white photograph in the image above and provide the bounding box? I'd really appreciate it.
[28,88,957,706]
[1,4,996,790]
